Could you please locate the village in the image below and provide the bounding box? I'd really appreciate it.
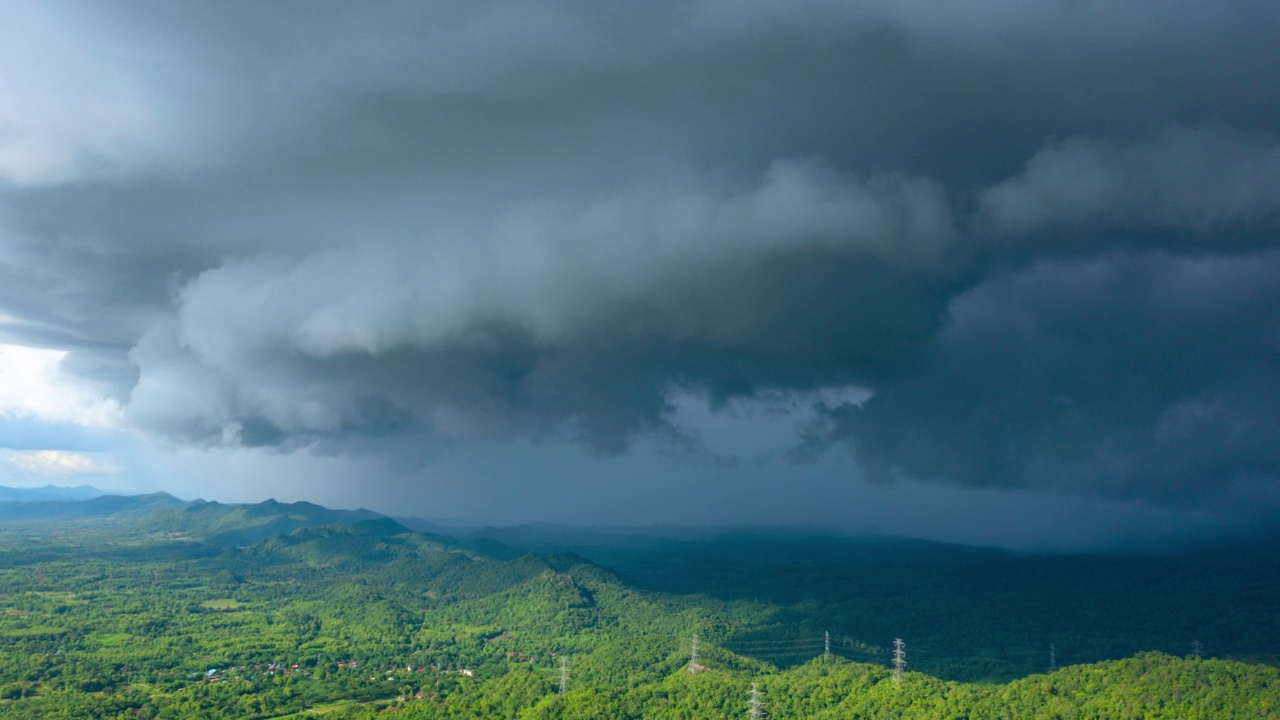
[194,658,492,686]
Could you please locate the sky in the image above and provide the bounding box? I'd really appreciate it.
[2,0,1279,550]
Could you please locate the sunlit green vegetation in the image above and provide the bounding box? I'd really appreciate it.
[0,497,1277,718]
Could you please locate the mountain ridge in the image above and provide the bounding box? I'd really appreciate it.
[0,484,107,503]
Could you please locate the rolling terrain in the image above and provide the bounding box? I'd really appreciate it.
[0,492,1277,718]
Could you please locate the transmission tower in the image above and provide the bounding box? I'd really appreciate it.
[824,631,830,662]
[749,682,765,720]
[892,638,906,685]
[1049,643,1056,672]
[689,634,699,673]
[558,656,568,695]
[1192,640,1203,659]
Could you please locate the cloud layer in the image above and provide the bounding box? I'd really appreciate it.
[3,0,1280,532]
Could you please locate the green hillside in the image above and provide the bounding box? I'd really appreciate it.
[0,497,1277,718]
[463,526,1280,681]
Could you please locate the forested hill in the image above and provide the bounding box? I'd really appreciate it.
[460,523,1280,681]
[0,495,1278,718]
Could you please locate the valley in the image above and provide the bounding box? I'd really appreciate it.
[0,494,1277,718]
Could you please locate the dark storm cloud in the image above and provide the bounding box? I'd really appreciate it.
[3,0,1280,510]
[806,251,1280,503]
[123,161,964,450]
[979,126,1280,238]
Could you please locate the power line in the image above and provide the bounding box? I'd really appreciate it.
[828,647,887,662]
[739,651,828,660]
[829,641,883,651]
[722,636,826,645]
[725,638,825,646]
[829,644,883,653]
[725,648,825,658]
[562,629,1205,677]
[724,641,825,650]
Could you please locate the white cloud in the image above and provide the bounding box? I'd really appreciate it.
[3,449,117,475]
[0,343,123,428]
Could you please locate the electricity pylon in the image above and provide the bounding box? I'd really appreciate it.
[893,638,905,685]
[749,682,765,720]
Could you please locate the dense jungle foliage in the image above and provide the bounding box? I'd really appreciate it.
[0,494,1277,719]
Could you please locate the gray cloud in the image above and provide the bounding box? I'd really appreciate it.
[115,159,964,452]
[812,251,1280,503]
[3,0,1280,528]
[979,126,1280,236]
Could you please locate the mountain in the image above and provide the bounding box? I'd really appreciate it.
[0,492,392,546]
[137,497,389,545]
[0,491,184,522]
[0,484,106,503]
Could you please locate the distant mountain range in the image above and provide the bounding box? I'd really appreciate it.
[0,488,407,547]
[0,487,518,554]
[0,484,107,503]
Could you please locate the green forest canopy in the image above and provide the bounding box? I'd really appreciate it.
[0,495,1277,719]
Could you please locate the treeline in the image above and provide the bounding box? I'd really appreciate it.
[319,653,1280,720]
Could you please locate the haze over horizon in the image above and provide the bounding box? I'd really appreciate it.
[3,0,1280,551]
